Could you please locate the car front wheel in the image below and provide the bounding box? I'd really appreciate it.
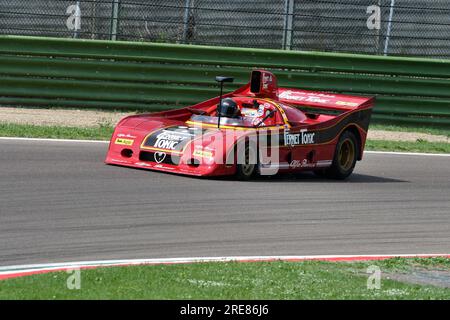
[236,144,257,180]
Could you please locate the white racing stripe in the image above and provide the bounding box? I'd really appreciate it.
[0,136,449,156]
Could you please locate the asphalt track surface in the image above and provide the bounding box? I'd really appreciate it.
[0,139,449,266]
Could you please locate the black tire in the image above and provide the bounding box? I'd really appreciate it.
[236,143,258,180]
[313,169,326,177]
[324,130,359,180]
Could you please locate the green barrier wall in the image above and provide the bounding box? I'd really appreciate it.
[0,35,449,127]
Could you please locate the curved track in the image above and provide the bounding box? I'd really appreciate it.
[0,138,449,266]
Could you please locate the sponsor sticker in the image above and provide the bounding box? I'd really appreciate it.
[193,149,213,158]
[135,162,151,167]
[241,108,258,117]
[154,131,190,150]
[284,130,315,146]
[336,101,359,107]
[117,133,137,139]
[262,74,272,89]
[115,138,134,146]
[290,159,316,169]
[257,105,265,116]
[143,126,204,152]
[279,90,331,104]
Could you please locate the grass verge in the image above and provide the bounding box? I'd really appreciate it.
[0,123,114,141]
[0,123,449,154]
[365,139,450,154]
[369,123,450,138]
[0,258,449,299]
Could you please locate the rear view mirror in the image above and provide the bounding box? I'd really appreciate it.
[215,76,234,83]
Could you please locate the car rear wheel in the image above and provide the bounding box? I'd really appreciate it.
[325,130,358,180]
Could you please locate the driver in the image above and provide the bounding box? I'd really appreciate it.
[217,98,241,118]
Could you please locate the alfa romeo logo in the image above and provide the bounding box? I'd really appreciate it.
[154,152,166,163]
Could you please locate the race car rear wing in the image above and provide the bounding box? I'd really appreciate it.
[233,70,374,113]
[278,88,375,112]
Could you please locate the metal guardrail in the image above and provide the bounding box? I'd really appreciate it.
[0,35,449,127]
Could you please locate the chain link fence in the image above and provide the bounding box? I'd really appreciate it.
[1,0,450,58]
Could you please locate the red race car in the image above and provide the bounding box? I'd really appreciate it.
[105,70,374,180]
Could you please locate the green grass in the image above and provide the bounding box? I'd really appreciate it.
[0,123,449,154]
[369,123,450,138]
[0,122,114,141]
[0,258,449,299]
[366,139,450,153]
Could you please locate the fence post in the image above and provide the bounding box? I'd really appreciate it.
[383,0,395,56]
[91,0,97,39]
[282,0,294,50]
[110,0,121,41]
[375,0,382,54]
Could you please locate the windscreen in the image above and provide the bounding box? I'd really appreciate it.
[190,115,255,128]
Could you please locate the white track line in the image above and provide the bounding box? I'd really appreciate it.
[365,150,450,157]
[1,254,449,278]
[0,137,108,144]
[1,137,449,156]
